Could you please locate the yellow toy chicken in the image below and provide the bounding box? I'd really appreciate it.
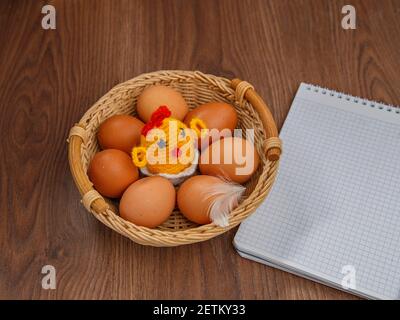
[132,106,207,184]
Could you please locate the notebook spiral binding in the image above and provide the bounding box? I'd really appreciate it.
[304,83,400,114]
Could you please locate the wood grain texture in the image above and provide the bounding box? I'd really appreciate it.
[0,0,399,300]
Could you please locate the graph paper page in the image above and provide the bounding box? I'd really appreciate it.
[234,83,400,300]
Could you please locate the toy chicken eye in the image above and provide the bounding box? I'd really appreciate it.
[180,128,186,137]
[157,139,166,148]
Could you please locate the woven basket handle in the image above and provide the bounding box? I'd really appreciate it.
[231,79,281,161]
[68,125,109,213]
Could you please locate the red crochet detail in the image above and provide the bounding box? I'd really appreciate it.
[141,106,172,136]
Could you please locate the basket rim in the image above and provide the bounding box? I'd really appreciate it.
[67,70,281,246]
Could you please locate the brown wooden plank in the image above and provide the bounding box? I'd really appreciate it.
[1,0,399,299]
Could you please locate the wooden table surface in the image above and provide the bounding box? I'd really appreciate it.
[1,0,399,300]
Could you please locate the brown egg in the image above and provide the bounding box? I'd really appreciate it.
[97,115,144,154]
[88,149,139,198]
[177,175,221,224]
[184,101,237,132]
[178,175,245,226]
[199,136,260,184]
[184,102,238,149]
[137,85,189,122]
[119,176,176,228]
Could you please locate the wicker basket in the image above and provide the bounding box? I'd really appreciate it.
[68,70,281,247]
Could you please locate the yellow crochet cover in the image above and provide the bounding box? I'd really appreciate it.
[132,106,207,175]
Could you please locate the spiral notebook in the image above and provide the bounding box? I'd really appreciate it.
[234,83,400,300]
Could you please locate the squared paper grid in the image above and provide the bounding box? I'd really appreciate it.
[235,84,400,300]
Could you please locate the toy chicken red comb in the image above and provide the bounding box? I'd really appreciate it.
[141,106,172,136]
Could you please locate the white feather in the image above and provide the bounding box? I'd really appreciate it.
[201,179,245,227]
